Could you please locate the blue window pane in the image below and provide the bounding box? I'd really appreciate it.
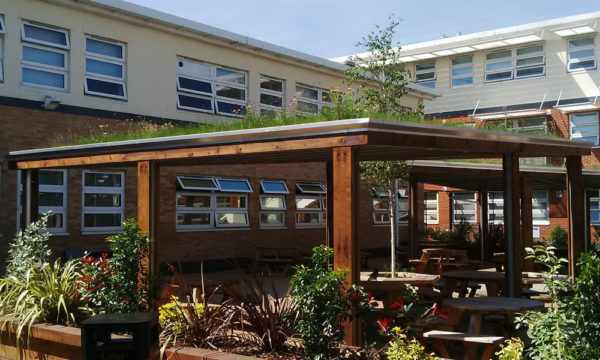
[178,94,213,111]
[452,77,473,87]
[451,67,472,77]
[22,67,64,88]
[590,212,600,223]
[178,76,212,94]
[486,61,512,72]
[86,78,125,97]
[418,81,436,89]
[569,60,596,71]
[216,101,246,115]
[218,179,251,192]
[486,71,512,81]
[570,48,595,60]
[23,24,67,47]
[86,38,123,59]
[261,181,288,193]
[23,46,65,68]
[216,68,245,84]
[516,67,544,78]
[86,58,122,78]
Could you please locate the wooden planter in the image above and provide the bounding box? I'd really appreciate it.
[0,319,259,360]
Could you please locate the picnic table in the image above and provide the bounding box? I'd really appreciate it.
[434,296,544,360]
[251,246,302,272]
[409,248,471,274]
[359,271,439,307]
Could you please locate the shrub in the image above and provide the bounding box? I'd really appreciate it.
[159,296,203,341]
[0,259,91,346]
[289,245,369,360]
[385,327,437,360]
[6,213,52,278]
[78,253,112,308]
[548,225,568,250]
[495,338,524,360]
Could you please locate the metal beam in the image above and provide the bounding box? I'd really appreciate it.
[23,169,39,229]
[521,177,534,272]
[478,190,488,262]
[503,153,522,298]
[409,180,419,260]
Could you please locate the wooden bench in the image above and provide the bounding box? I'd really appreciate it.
[423,330,504,360]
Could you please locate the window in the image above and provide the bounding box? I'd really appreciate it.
[453,192,477,224]
[177,58,247,117]
[0,15,5,82]
[175,175,251,230]
[487,191,504,225]
[451,56,473,87]
[532,190,549,225]
[260,76,284,115]
[21,22,69,90]
[82,171,125,233]
[589,190,600,225]
[295,85,331,115]
[568,36,596,71]
[424,192,439,225]
[415,61,436,88]
[570,112,599,145]
[295,182,326,227]
[260,180,289,228]
[485,44,545,83]
[85,37,126,99]
[372,187,409,225]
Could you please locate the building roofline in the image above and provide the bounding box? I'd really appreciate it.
[332,11,600,62]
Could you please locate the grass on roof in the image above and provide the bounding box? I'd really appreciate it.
[47,107,557,147]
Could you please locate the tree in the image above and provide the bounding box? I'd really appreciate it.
[360,161,411,278]
[345,15,410,115]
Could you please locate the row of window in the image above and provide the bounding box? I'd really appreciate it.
[422,191,550,226]
[0,17,332,118]
[415,36,597,88]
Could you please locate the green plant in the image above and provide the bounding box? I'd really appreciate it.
[158,296,203,341]
[289,245,366,360]
[568,251,600,359]
[6,213,52,278]
[101,219,157,313]
[548,225,568,251]
[385,327,437,360]
[0,259,91,348]
[495,338,524,360]
[516,245,572,360]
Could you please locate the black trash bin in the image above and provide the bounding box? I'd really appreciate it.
[80,312,159,360]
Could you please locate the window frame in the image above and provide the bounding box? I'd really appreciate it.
[215,178,253,193]
[176,175,219,191]
[451,55,473,88]
[81,170,125,234]
[452,192,478,224]
[485,44,545,83]
[259,76,285,114]
[296,182,326,194]
[214,193,249,228]
[84,36,127,100]
[532,190,550,226]
[175,191,214,231]
[294,84,331,115]
[424,192,439,225]
[259,179,288,228]
[415,60,436,88]
[567,35,597,72]
[38,169,68,234]
[20,22,69,91]
[259,180,289,194]
[487,191,504,225]
[589,190,600,226]
[295,182,327,228]
[569,112,599,145]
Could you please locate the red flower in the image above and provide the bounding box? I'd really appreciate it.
[389,297,406,311]
[377,316,393,332]
[429,305,448,320]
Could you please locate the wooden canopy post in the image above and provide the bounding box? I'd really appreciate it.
[521,177,534,272]
[585,189,592,253]
[22,169,40,229]
[326,162,334,249]
[566,156,585,277]
[409,180,419,260]
[478,190,488,262]
[503,153,522,298]
[332,147,360,346]
[137,161,160,276]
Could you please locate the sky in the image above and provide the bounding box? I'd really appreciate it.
[126,0,599,59]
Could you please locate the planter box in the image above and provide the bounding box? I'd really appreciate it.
[0,319,259,360]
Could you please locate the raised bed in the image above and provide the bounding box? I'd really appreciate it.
[0,319,259,360]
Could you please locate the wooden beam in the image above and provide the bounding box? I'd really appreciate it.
[521,177,534,272]
[326,162,334,249]
[332,147,360,346]
[137,161,160,276]
[585,189,592,253]
[23,169,39,228]
[409,180,419,260]
[478,190,488,262]
[566,156,585,277]
[15,135,368,169]
[502,153,522,298]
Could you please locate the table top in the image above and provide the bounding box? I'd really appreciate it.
[443,296,544,313]
[80,312,158,326]
[360,271,439,285]
[443,270,505,281]
[422,248,467,254]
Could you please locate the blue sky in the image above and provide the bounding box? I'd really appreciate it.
[128,0,599,59]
